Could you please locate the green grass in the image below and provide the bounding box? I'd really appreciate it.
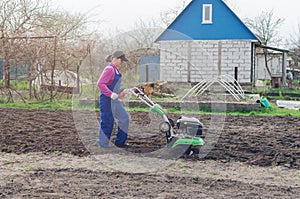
[255,88,300,95]
[127,103,300,117]
[249,105,300,117]
[167,104,300,117]
[1,97,299,117]
[0,80,33,90]
[0,98,73,110]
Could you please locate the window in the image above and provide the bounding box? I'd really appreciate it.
[202,4,212,24]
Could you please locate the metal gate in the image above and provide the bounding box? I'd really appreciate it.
[140,55,160,82]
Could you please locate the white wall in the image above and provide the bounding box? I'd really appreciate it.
[158,40,253,83]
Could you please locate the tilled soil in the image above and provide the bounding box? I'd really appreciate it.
[0,108,299,198]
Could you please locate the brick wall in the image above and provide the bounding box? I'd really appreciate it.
[158,40,253,83]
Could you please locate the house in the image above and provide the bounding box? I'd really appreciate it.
[154,0,287,87]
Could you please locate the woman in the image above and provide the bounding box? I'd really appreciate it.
[97,50,130,148]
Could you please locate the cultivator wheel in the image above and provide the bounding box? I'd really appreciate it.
[170,145,201,159]
[185,146,200,156]
[166,145,189,159]
[164,141,200,159]
[182,146,201,159]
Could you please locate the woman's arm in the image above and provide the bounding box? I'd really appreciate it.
[97,66,115,97]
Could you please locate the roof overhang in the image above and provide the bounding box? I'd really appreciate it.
[255,44,289,53]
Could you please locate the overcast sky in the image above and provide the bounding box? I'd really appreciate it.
[51,0,299,45]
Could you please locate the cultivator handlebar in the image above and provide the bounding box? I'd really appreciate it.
[128,87,165,116]
[128,87,154,106]
[128,87,174,137]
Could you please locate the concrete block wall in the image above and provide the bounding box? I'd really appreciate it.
[159,41,189,82]
[220,40,252,82]
[159,40,253,83]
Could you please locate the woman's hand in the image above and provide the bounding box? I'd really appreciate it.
[111,91,127,105]
[118,91,127,105]
[118,91,126,99]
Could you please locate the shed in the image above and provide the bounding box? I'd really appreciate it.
[255,44,289,88]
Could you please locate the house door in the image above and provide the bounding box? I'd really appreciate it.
[140,55,160,82]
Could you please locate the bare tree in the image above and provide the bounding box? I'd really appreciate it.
[289,23,300,48]
[0,0,50,37]
[288,22,300,68]
[32,11,97,98]
[97,0,189,55]
[0,0,51,89]
[108,19,164,51]
[244,10,285,46]
[159,0,188,27]
[0,0,98,101]
[244,10,285,78]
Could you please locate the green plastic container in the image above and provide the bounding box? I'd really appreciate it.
[260,96,270,108]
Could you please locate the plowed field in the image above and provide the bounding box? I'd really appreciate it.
[0,108,299,198]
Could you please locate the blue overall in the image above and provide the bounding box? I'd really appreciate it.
[98,68,130,147]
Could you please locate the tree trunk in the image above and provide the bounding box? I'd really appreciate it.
[264,50,272,78]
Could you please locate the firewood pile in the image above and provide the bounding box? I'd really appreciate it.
[136,81,175,99]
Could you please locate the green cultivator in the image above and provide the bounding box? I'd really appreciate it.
[129,87,204,157]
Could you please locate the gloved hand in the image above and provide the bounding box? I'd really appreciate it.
[110,93,118,100]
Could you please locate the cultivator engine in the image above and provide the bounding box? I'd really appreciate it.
[129,87,204,157]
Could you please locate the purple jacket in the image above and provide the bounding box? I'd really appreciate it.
[97,64,119,97]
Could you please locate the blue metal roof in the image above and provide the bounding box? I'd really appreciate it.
[156,0,259,41]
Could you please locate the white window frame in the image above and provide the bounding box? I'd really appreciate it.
[202,4,213,24]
